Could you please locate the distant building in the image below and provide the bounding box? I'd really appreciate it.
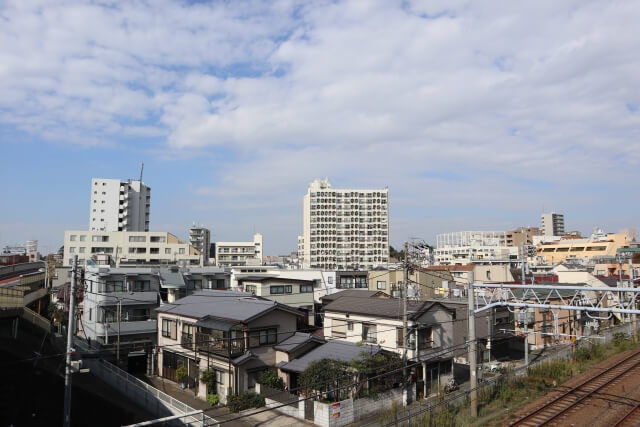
[435,231,517,265]
[189,225,211,264]
[62,230,201,267]
[90,178,150,232]
[536,231,631,264]
[301,178,389,271]
[214,233,263,267]
[541,212,565,236]
[506,227,542,257]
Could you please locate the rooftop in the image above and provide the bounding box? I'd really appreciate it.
[280,340,382,373]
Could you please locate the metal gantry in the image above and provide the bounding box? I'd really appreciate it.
[472,284,640,316]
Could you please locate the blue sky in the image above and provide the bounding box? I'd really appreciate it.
[1,0,639,255]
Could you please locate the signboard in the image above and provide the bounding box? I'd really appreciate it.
[332,402,340,418]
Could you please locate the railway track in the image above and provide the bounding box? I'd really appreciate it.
[613,400,640,426]
[510,348,640,426]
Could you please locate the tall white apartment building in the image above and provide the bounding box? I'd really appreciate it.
[541,212,565,236]
[90,178,150,232]
[189,224,211,263]
[301,178,389,271]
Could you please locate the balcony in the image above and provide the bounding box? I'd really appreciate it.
[195,331,245,357]
[96,319,157,337]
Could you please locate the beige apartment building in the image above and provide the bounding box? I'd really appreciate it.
[536,233,631,264]
[301,178,389,271]
[367,268,452,300]
[62,230,201,266]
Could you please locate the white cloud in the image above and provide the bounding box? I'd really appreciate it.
[1,0,639,251]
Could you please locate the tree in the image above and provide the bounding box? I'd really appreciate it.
[298,358,350,401]
[350,351,403,396]
[389,246,405,261]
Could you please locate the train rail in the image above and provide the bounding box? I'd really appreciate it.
[510,348,640,426]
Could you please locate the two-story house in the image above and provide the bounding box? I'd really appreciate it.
[155,290,302,404]
[322,296,490,399]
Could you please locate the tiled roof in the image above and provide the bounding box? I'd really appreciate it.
[155,289,301,322]
[321,289,389,303]
[274,332,324,353]
[280,341,382,373]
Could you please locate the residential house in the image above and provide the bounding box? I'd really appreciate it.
[367,267,452,299]
[322,296,490,398]
[320,289,390,307]
[155,290,302,404]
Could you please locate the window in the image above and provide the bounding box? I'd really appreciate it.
[270,285,292,294]
[105,281,125,292]
[132,280,150,292]
[377,281,386,290]
[70,235,77,241]
[69,247,75,253]
[129,236,146,242]
[165,248,171,254]
[150,236,166,243]
[362,323,377,343]
[418,328,433,350]
[249,328,277,347]
[328,276,333,284]
[92,235,109,242]
[300,284,314,293]
[245,285,257,294]
[89,308,92,321]
[397,328,404,347]
[179,248,185,255]
[187,279,202,290]
[181,323,195,349]
[347,321,354,331]
[150,248,159,254]
[79,247,85,253]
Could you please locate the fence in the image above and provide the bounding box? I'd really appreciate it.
[84,359,218,426]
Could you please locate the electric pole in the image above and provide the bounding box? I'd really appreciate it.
[522,243,529,365]
[468,282,477,417]
[631,258,637,342]
[402,241,409,400]
[63,255,78,427]
[117,298,121,365]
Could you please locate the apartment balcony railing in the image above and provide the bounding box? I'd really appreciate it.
[195,332,245,357]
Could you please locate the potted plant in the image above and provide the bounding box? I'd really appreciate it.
[176,365,188,389]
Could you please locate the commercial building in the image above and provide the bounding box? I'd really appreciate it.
[541,212,565,236]
[434,231,517,265]
[90,178,150,232]
[214,233,263,267]
[189,225,211,264]
[301,178,389,271]
[62,230,201,267]
[536,232,631,264]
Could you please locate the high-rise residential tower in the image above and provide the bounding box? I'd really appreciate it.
[89,178,150,232]
[541,212,565,236]
[301,178,389,270]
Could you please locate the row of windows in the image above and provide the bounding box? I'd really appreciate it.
[162,318,277,348]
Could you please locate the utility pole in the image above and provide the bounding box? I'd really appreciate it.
[631,258,637,342]
[468,282,477,417]
[402,241,409,394]
[522,243,529,365]
[63,255,78,427]
[117,298,122,365]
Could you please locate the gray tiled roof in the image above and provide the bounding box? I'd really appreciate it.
[280,341,382,373]
[322,296,437,320]
[155,289,300,322]
[274,332,324,353]
[321,289,389,303]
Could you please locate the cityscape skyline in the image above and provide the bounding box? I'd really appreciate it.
[1,1,639,254]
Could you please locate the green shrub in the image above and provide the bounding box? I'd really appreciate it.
[259,370,284,390]
[176,365,188,383]
[206,394,219,406]
[226,391,265,412]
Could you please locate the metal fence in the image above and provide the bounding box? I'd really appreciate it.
[85,359,218,426]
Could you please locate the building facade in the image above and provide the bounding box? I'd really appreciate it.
[541,212,565,236]
[62,230,201,267]
[536,232,631,264]
[90,178,150,232]
[301,178,389,271]
[214,233,263,267]
[189,225,211,264]
[434,231,517,265]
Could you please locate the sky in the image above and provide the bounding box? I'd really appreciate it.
[1,0,639,256]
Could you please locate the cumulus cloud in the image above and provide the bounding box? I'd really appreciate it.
[1,0,639,250]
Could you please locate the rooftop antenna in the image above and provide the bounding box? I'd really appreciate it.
[139,162,144,182]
